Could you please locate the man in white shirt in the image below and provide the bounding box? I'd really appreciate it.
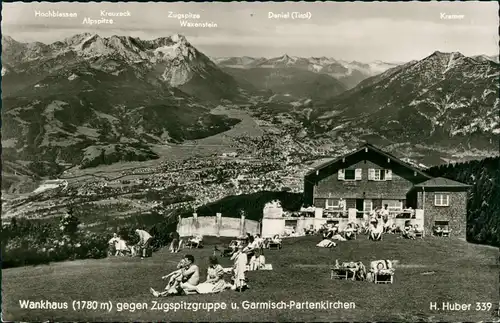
[135,229,153,259]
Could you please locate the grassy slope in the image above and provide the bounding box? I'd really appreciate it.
[3,235,498,321]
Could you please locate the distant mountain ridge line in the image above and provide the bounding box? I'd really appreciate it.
[1,32,498,183]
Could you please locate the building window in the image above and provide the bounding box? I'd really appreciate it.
[325,199,339,209]
[363,200,373,212]
[339,168,361,181]
[344,169,355,180]
[382,200,403,212]
[434,193,450,206]
[368,169,392,181]
[374,169,385,181]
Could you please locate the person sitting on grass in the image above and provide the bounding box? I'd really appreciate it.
[344,223,355,240]
[388,223,397,234]
[272,234,282,244]
[369,221,383,241]
[414,224,424,236]
[249,249,266,271]
[108,233,119,256]
[195,256,230,294]
[135,228,153,259]
[150,255,200,297]
[150,257,189,297]
[188,234,203,249]
[169,231,180,253]
[254,234,265,253]
[244,235,260,262]
[402,224,416,239]
[383,214,394,233]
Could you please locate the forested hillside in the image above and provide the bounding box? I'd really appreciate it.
[427,157,500,247]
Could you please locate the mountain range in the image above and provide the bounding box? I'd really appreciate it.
[2,33,499,182]
[309,51,499,150]
[212,55,401,89]
[1,33,243,177]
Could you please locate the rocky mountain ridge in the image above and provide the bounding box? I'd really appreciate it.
[308,51,499,152]
[1,33,243,178]
[213,54,401,89]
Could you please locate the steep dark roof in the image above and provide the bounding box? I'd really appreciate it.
[414,177,470,188]
[304,143,431,178]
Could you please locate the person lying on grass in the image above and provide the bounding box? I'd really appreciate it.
[195,256,231,294]
[150,255,200,297]
[369,222,383,241]
[316,239,336,248]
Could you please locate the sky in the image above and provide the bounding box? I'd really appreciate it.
[2,2,498,62]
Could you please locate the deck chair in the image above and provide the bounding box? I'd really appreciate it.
[369,260,395,284]
[415,230,424,239]
[268,241,282,250]
[331,262,356,280]
[268,236,282,250]
[331,261,366,281]
[442,229,451,237]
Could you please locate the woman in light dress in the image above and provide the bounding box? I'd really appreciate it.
[195,256,228,294]
[231,244,248,290]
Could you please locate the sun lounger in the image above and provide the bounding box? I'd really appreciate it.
[331,262,365,281]
[369,260,395,284]
[268,240,282,250]
[331,266,356,280]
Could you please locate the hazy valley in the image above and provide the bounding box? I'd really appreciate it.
[1,33,499,225]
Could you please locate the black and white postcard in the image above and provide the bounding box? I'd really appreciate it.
[1,2,499,322]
